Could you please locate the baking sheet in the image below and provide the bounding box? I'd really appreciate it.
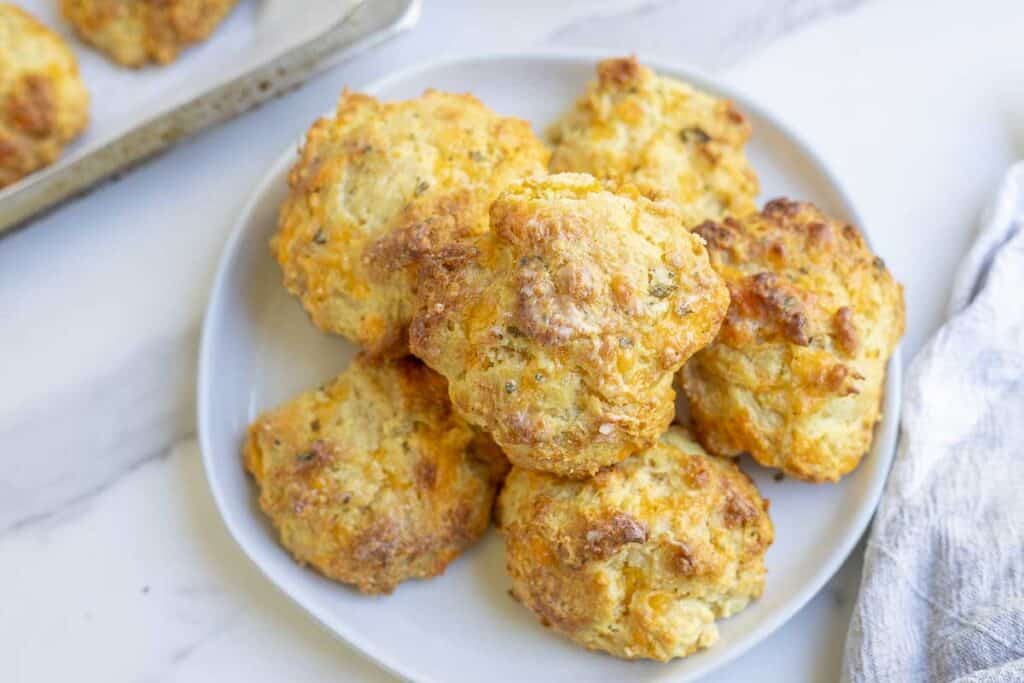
[0,0,420,234]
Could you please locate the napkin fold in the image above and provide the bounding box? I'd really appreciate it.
[843,163,1024,682]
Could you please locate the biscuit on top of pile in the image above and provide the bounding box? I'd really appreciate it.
[246,56,904,662]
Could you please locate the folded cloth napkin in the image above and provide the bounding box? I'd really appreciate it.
[843,163,1024,682]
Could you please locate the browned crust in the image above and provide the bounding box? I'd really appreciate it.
[273,89,549,356]
[0,5,89,187]
[410,174,730,478]
[596,55,644,87]
[548,57,758,223]
[683,199,905,482]
[59,0,240,67]
[243,354,509,594]
[497,427,774,661]
[725,272,810,346]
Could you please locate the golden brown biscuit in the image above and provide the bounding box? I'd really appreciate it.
[682,199,905,482]
[60,0,238,67]
[0,4,89,188]
[243,355,509,594]
[548,56,758,225]
[273,90,549,356]
[410,173,729,478]
[498,426,773,661]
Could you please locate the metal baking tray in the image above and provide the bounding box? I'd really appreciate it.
[0,0,420,235]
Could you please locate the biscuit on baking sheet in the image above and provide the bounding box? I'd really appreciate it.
[497,426,773,662]
[59,0,239,67]
[682,199,905,482]
[548,56,758,225]
[243,354,509,595]
[410,173,729,478]
[273,89,549,356]
[0,4,89,189]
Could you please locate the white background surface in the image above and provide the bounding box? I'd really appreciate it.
[2,0,1023,681]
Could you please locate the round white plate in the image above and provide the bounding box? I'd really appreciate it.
[198,51,901,683]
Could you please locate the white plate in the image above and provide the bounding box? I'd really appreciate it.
[198,51,901,683]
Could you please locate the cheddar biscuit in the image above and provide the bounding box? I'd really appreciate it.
[273,90,549,355]
[498,426,773,661]
[60,0,239,67]
[0,4,89,188]
[410,173,729,478]
[549,56,758,225]
[244,355,509,594]
[682,199,905,482]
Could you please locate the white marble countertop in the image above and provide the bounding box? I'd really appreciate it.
[3,0,1022,681]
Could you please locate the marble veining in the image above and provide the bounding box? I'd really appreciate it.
[1,327,196,533]
[547,0,867,67]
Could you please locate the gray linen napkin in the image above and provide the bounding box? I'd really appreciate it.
[843,163,1024,681]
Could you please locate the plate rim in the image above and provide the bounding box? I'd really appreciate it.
[197,47,903,683]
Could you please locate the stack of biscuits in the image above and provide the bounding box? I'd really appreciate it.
[244,57,905,662]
